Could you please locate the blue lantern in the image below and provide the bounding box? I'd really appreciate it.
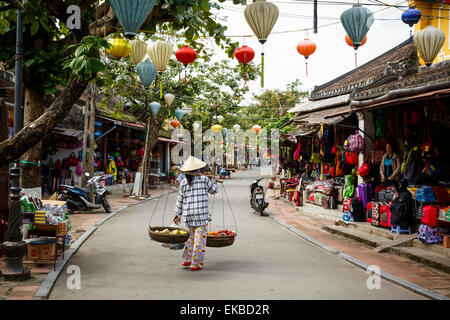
[402,7,421,42]
[95,121,102,128]
[136,59,157,89]
[174,109,186,122]
[149,102,161,116]
[340,4,374,49]
[222,127,228,137]
[95,130,102,139]
[109,0,157,39]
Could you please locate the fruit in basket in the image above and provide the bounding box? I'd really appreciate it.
[208,230,235,237]
[162,229,170,234]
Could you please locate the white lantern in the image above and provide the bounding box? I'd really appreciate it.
[217,115,224,123]
[233,124,241,132]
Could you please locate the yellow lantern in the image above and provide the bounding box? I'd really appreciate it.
[106,38,132,59]
[129,39,147,65]
[147,40,173,98]
[211,124,223,134]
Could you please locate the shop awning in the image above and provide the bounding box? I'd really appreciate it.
[51,127,83,140]
[288,94,350,114]
[96,115,145,131]
[327,87,450,118]
[293,105,352,125]
[158,137,188,144]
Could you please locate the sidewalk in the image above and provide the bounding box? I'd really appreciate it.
[268,196,450,298]
[0,188,171,300]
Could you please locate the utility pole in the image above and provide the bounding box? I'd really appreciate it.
[82,84,96,200]
[1,8,31,280]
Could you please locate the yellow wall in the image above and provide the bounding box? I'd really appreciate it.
[412,1,450,65]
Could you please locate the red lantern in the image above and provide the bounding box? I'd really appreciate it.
[345,35,367,68]
[296,38,316,77]
[175,45,197,85]
[235,45,255,84]
[170,119,180,128]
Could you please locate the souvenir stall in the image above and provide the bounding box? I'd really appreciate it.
[344,98,450,246]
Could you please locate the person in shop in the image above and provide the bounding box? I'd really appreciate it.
[380,142,402,186]
[173,156,218,271]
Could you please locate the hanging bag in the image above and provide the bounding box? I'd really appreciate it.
[421,121,432,158]
[75,163,83,176]
[358,163,370,177]
[310,139,320,163]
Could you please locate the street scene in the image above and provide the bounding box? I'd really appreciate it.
[0,0,449,308]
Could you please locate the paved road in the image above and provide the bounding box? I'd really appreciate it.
[49,170,424,299]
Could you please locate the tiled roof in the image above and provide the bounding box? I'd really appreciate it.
[310,39,415,100]
[288,93,349,114]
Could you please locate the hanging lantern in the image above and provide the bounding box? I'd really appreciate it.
[136,59,157,89]
[147,40,173,98]
[296,38,316,77]
[211,124,223,134]
[106,38,131,59]
[149,102,161,116]
[170,119,180,128]
[175,45,197,85]
[413,25,445,67]
[109,0,157,39]
[340,4,374,49]
[252,125,261,133]
[234,45,255,84]
[222,127,228,136]
[174,109,187,122]
[402,8,421,42]
[345,34,367,68]
[217,115,224,124]
[164,93,176,107]
[244,0,279,88]
[233,124,241,132]
[129,39,147,65]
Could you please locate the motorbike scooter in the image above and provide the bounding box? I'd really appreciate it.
[58,173,112,213]
[250,178,268,216]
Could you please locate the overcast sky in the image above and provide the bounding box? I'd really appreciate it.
[210,0,411,97]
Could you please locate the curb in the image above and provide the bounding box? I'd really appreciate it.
[268,211,449,301]
[33,190,177,300]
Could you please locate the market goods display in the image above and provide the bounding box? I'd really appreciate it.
[148,226,190,244]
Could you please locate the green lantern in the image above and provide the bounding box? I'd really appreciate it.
[340,4,374,49]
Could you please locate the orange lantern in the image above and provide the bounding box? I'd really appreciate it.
[296,38,316,77]
[345,34,367,68]
[170,119,180,128]
[252,125,261,134]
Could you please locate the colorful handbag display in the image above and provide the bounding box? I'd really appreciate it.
[357,163,370,177]
[421,205,440,228]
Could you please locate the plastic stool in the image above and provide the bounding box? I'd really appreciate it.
[391,225,411,234]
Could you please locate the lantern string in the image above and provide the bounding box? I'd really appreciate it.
[306,61,308,77]
[185,68,187,85]
[355,52,358,69]
[160,79,163,99]
[314,0,318,34]
[261,44,265,88]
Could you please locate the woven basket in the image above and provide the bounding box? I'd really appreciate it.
[148,226,190,244]
[206,234,236,248]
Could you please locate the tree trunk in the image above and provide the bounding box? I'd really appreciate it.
[20,88,45,189]
[0,76,90,168]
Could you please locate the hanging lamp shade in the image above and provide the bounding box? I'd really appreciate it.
[106,38,131,59]
[244,0,279,88]
[147,40,173,98]
[413,25,445,67]
[136,59,157,89]
[174,109,186,122]
[340,4,374,49]
[147,40,173,73]
[193,122,200,131]
[217,115,224,124]
[175,45,197,85]
[296,38,317,77]
[402,7,421,43]
[129,39,147,65]
[233,124,241,132]
[149,102,161,116]
[164,93,175,106]
[222,127,228,137]
[252,125,261,133]
[109,0,157,39]
[235,45,255,84]
[170,119,180,129]
[345,34,367,48]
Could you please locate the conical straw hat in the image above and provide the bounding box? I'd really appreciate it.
[180,156,206,172]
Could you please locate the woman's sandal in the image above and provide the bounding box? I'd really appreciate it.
[190,266,202,271]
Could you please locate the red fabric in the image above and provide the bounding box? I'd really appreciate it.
[421,205,440,227]
[346,151,358,165]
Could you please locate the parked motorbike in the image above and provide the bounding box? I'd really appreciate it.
[58,173,112,213]
[250,178,268,216]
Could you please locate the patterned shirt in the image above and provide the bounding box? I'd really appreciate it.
[174,175,218,227]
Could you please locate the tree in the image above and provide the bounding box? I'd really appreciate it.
[0,0,245,172]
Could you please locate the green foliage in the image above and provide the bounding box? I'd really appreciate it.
[63,36,110,81]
